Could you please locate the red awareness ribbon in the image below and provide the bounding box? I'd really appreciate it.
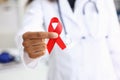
[47,17,66,54]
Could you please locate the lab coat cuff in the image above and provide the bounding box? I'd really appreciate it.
[23,51,49,69]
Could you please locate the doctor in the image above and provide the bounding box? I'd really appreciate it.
[17,0,120,80]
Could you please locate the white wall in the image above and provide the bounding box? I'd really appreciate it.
[0,2,48,80]
[17,0,27,25]
[0,0,19,48]
[0,0,27,48]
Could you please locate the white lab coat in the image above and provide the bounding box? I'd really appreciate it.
[16,0,120,80]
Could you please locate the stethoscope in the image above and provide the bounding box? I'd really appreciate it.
[56,0,99,47]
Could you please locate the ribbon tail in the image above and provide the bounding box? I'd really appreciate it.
[47,39,56,54]
[56,37,66,50]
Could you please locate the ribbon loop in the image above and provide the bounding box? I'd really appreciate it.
[47,17,66,54]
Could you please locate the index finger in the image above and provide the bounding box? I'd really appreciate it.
[23,32,58,40]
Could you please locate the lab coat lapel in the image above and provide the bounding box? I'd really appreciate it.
[59,0,78,24]
[95,0,109,38]
[59,0,89,36]
[93,0,109,39]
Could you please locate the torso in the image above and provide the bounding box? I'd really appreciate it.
[40,0,118,80]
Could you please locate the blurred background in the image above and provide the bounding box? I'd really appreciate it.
[0,0,47,80]
[0,0,120,80]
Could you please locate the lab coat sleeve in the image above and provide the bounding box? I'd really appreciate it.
[105,0,120,79]
[16,0,48,69]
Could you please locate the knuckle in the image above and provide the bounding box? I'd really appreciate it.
[27,51,36,58]
[24,48,33,58]
[22,41,26,47]
[41,51,46,55]
[42,44,46,49]
[39,32,48,39]
[29,53,36,58]
[33,40,41,44]
[40,39,45,42]
[24,47,38,59]
[22,39,46,59]
[22,32,30,39]
[22,41,30,48]
[37,32,43,38]
[29,53,39,59]
[37,51,45,57]
[38,43,46,50]
[22,33,27,39]
[28,50,46,59]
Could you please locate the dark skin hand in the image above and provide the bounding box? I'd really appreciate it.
[22,32,58,59]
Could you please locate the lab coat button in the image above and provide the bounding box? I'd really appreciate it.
[105,35,109,39]
[81,36,86,39]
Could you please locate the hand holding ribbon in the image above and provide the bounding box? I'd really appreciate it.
[47,17,66,54]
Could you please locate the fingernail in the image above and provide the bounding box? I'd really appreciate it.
[52,33,58,38]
